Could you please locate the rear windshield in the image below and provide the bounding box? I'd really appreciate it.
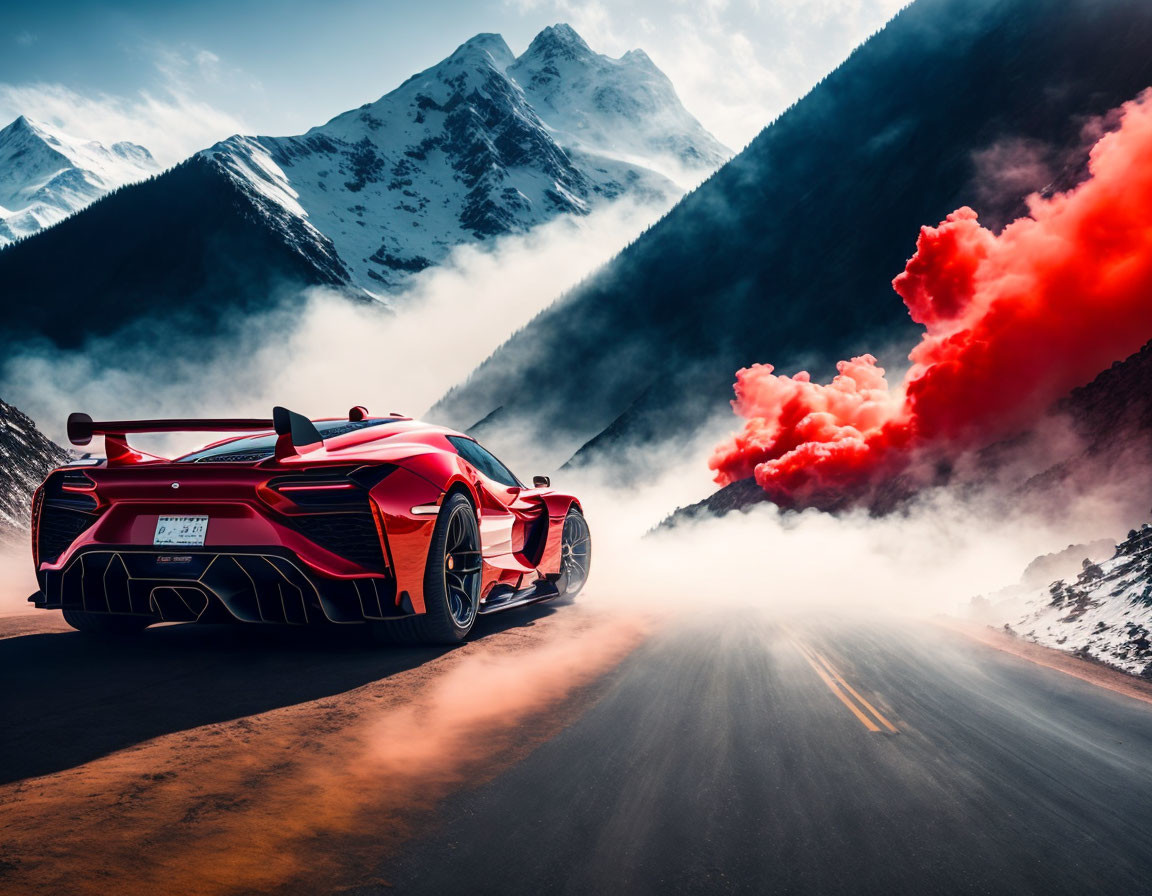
[175,419,398,463]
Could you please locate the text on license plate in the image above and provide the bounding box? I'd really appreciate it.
[154,516,209,547]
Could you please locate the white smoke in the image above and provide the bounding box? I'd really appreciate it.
[1,195,670,457]
[0,195,669,612]
[2,188,1141,628]
[562,427,1143,621]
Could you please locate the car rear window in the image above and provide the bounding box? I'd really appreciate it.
[176,419,399,463]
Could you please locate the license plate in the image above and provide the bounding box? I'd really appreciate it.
[154,516,209,547]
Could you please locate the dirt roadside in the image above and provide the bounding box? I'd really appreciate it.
[0,606,650,895]
[0,611,71,640]
[935,616,1152,707]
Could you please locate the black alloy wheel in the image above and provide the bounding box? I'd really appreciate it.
[556,508,591,599]
[442,499,483,628]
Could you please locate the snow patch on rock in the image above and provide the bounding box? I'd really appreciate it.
[987,527,1152,677]
[0,398,67,543]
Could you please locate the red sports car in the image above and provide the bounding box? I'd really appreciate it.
[28,407,591,644]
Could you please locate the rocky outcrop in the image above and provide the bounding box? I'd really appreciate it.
[1007,523,1152,677]
[0,399,66,543]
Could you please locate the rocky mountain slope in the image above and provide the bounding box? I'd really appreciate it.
[0,25,725,346]
[976,340,1152,676]
[431,0,1152,478]
[199,24,723,296]
[0,116,157,245]
[0,398,67,543]
[0,155,353,347]
[1001,526,1152,677]
[1014,340,1152,510]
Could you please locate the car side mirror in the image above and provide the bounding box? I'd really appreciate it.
[532,475,551,488]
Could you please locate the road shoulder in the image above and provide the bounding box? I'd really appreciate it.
[936,616,1152,708]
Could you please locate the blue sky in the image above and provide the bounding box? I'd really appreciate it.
[0,0,907,163]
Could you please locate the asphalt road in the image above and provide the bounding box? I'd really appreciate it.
[4,611,1152,895]
[374,616,1152,896]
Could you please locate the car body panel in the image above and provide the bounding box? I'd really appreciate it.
[29,413,583,626]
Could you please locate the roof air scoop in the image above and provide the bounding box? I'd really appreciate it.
[349,406,369,421]
[273,406,324,456]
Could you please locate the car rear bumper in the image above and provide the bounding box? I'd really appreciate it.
[31,545,411,625]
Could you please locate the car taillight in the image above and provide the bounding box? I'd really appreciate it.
[276,483,365,508]
[51,470,102,510]
[257,465,395,512]
[277,482,357,493]
[34,469,106,567]
[30,485,44,567]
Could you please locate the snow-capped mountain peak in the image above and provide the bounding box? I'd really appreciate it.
[198,23,727,298]
[524,23,594,60]
[448,32,516,70]
[0,116,158,245]
[621,48,655,65]
[508,24,730,183]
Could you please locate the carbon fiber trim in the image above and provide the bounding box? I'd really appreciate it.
[280,509,386,569]
[35,547,404,625]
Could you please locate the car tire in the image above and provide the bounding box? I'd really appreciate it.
[554,507,591,600]
[381,492,482,646]
[62,608,151,636]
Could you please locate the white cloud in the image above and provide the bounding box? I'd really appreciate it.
[1,194,673,458]
[0,81,245,166]
[0,45,251,165]
[152,43,244,90]
[195,49,222,71]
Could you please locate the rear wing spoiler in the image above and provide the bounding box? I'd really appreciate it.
[66,406,329,464]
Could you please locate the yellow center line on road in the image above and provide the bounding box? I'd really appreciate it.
[791,638,880,732]
[788,636,899,734]
[808,647,900,734]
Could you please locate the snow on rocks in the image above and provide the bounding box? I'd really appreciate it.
[1003,526,1152,677]
[0,398,67,543]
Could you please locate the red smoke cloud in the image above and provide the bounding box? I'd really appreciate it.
[711,89,1152,507]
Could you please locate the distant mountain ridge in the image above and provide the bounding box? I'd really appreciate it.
[0,116,157,245]
[198,24,726,296]
[430,0,1152,479]
[0,24,727,346]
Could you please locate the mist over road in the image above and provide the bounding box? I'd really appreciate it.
[3,609,1152,895]
[380,616,1152,895]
